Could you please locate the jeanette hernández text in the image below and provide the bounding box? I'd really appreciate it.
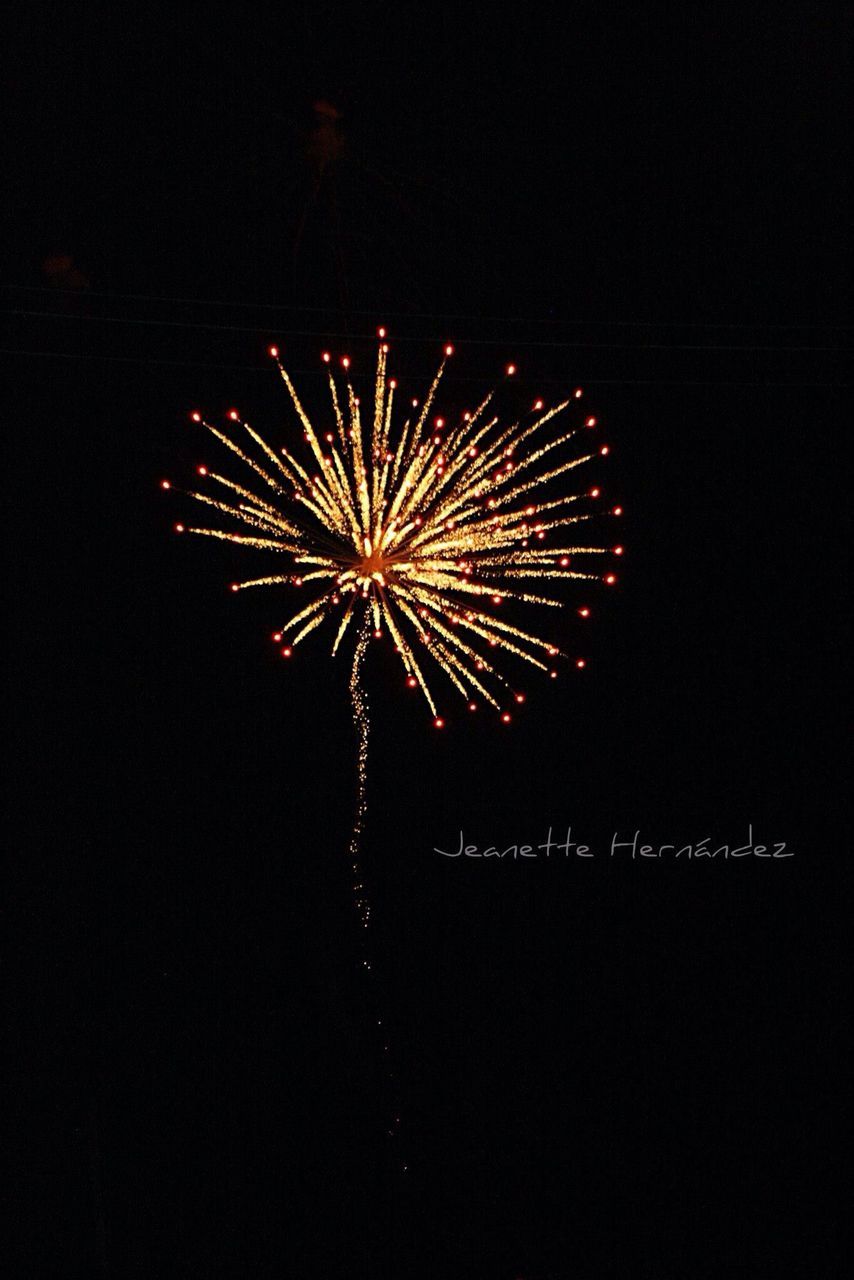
[434,826,793,861]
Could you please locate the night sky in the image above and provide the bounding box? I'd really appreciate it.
[5,6,850,1277]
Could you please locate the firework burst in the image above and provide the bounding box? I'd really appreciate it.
[164,333,622,728]
[163,332,622,1167]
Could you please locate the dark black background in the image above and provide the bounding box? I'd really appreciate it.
[5,5,850,1277]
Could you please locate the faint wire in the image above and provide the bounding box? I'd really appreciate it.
[3,347,848,388]
[2,283,850,331]
[5,309,849,353]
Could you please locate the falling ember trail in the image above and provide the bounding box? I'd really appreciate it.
[348,613,409,1169]
[349,615,371,930]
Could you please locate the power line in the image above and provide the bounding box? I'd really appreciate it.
[4,346,848,388]
[6,309,849,354]
[2,283,850,332]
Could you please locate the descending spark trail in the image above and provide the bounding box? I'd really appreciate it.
[349,615,371,931]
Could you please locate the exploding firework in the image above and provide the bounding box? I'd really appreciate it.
[164,333,622,733]
[162,333,622,1166]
